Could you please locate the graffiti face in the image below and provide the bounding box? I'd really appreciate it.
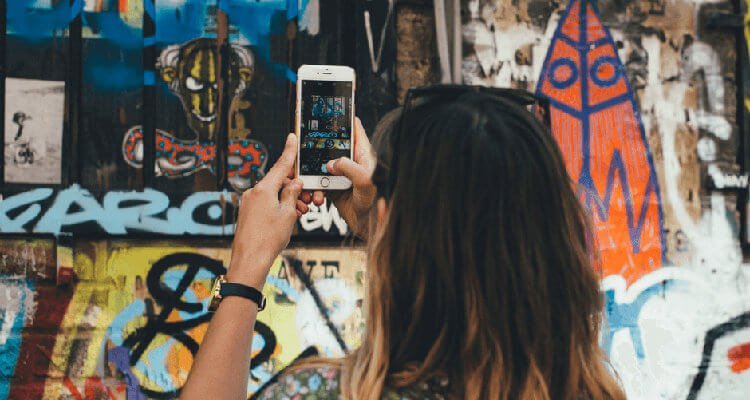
[159,38,253,140]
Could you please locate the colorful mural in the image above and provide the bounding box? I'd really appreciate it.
[2,0,749,399]
[0,242,365,399]
[536,0,663,285]
[462,0,749,398]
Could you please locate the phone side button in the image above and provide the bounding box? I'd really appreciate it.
[320,177,330,188]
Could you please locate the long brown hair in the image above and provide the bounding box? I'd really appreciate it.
[297,91,625,400]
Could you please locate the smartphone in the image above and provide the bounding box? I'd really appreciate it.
[295,65,355,190]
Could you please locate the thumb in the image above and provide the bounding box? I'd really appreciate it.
[326,157,371,186]
[280,178,304,211]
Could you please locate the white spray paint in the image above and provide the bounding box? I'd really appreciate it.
[298,0,320,36]
[295,278,357,356]
[462,6,558,87]
[604,30,750,400]
[299,199,348,234]
[0,278,36,346]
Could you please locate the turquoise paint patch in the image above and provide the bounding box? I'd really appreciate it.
[0,278,34,400]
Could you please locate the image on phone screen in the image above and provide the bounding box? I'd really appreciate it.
[299,80,353,176]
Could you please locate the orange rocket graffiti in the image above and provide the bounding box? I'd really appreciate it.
[536,0,664,285]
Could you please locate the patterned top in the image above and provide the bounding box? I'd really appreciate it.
[256,367,452,400]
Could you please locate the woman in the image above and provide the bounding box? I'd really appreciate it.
[180,87,626,400]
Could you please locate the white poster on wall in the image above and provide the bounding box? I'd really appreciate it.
[4,78,65,184]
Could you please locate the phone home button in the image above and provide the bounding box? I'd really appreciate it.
[320,177,330,188]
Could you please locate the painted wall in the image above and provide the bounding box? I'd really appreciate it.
[0,1,387,399]
[2,0,750,399]
[0,240,365,399]
[462,0,749,398]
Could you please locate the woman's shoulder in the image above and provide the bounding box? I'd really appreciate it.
[255,367,342,399]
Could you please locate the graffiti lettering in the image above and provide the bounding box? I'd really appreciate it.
[299,199,347,234]
[0,185,347,235]
[286,257,349,353]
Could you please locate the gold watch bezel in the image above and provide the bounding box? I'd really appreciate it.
[207,275,226,313]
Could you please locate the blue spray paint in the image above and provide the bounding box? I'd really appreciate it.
[0,278,34,400]
[602,280,681,360]
[7,0,83,39]
[1,185,235,236]
[10,0,309,91]
[108,346,147,400]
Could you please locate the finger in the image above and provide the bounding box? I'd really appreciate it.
[262,133,298,191]
[296,199,309,214]
[312,191,325,206]
[354,117,373,165]
[300,191,312,204]
[280,178,304,210]
[325,157,371,186]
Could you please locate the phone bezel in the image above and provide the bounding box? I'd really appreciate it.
[295,65,355,191]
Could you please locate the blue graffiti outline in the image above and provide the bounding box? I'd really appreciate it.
[548,58,579,89]
[589,56,623,88]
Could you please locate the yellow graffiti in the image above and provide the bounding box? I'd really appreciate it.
[40,242,365,399]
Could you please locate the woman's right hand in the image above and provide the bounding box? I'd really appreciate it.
[298,118,376,236]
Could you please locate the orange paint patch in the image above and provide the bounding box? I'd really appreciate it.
[728,342,750,373]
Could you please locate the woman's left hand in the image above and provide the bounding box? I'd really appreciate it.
[226,133,303,289]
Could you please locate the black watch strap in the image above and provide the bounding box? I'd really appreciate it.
[220,283,267,311]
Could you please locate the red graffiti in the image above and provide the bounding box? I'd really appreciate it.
[728,342,750,373]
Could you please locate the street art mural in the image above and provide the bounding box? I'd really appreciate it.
[0,243,365,399]
[463,0,749,398]
[536,0,663,285]
[4,0,320,191]
[2,0,750,399]
[120,36,270,191]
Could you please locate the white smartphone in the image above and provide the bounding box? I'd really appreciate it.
[295,65,355,190]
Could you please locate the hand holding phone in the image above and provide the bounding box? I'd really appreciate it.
[298,117,377,237]
[295,65,355,190]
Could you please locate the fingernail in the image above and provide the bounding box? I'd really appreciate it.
[326,160,335,172]
[287,133,296,143]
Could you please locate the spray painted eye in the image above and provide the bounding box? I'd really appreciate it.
[186,76,203,91]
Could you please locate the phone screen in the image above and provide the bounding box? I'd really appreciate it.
[299,80,353,176]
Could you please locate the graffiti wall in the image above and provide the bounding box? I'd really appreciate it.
[3,0,749,399]
[462,0,749,398]
[0,1,381,399]
[0,240,365,399]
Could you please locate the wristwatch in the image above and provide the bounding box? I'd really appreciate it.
[208,275,267,313]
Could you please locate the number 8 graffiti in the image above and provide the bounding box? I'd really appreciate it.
[106,253,277,398]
